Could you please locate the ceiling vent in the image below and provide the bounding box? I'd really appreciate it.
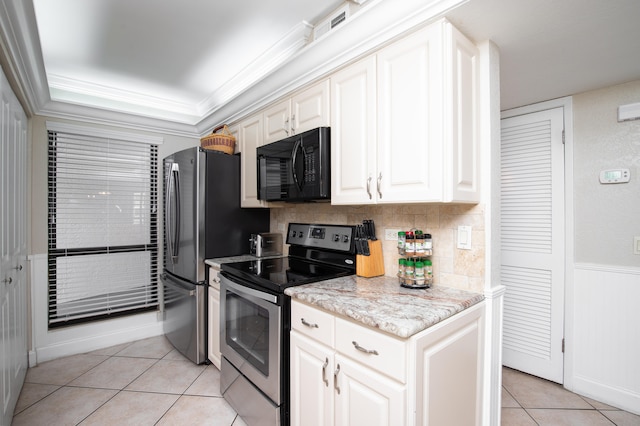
[313,2,356,41]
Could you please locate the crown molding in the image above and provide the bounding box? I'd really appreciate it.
[1,0,468,136]
[196,0,468,133]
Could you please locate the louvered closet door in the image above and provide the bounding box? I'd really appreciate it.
[500,107,565,384]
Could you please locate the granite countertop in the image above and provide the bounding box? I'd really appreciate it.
[285,275,484,339]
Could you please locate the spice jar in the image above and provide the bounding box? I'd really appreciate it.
[414,261,425,286]
[397,231,406,254]
[398,258,406,283]
[405,231,415,256]
[424,233,433,256]
[424,259,433,285]
[404,259,415,285]
[415,231,425,256]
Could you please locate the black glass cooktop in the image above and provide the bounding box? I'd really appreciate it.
[221,256,354,294]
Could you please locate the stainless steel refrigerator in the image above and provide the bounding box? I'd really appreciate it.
[161,147,269,364]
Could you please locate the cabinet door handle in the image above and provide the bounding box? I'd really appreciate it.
[352,340,379,355]
[301,318,319,328]
[284,118,290,135]
[334,364,341,394]
[291,114,296,134]
[377,172,383,199]
[2,277,12,284]
[13,265,23,271]
[322,357,329,387]
[366,176,372,199]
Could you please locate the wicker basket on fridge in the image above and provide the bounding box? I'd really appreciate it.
[200,124,236,154]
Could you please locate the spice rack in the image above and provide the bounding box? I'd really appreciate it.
[397,230,433,289]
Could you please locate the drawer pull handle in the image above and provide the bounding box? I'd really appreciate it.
[301,318,319,328]
[334,364,341,394]
[352,341,379,355]
[322,357,329,387]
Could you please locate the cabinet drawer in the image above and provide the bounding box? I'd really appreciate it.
[291,301,334,347]
[335,317,407,383]
[208,267,221,290]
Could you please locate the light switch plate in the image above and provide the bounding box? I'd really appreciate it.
[635,236,640,255]
[457,226,472,250]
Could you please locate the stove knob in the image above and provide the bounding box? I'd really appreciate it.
[298,231,304,238]
[342,235,349,243]
[333,234,340,242]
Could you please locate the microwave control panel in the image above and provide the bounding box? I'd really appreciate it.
[287,223,354,252]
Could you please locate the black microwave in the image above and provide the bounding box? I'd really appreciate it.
[257,127,330,202]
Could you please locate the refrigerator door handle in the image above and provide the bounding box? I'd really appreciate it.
[161,273,196,297]
[166,162,181,263]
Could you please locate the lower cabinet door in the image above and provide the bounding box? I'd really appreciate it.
[334,355,406,426]
[290,331,334,426]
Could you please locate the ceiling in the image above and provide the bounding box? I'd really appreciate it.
[19,0,640,127]
[31,0,346,124]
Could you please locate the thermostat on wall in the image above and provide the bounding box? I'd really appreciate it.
[599,168,630,184]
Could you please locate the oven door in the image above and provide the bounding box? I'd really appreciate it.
[220,273,282,405]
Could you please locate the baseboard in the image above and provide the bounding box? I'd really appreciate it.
[32,318,164,364]
[572,375,640,416]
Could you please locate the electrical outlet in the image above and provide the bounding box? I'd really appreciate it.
[385,228,401,241]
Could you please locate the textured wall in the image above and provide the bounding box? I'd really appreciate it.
[573,80,640,266]
[270,203,485,293]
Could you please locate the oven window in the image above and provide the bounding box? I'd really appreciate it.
[225,291,270,376]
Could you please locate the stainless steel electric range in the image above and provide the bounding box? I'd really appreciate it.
[219,223,356,426]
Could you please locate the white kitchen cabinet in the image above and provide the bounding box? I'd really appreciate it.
[207,266,221,368]
[290,299,485,426]
[235,113,268,208]
[263,79,330,144]
[290,301,407,426]
[330,56,377,205]
[331,19,479,205]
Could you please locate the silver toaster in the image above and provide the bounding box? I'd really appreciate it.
[249,233,283,257]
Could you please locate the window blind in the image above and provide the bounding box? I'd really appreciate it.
[47,128,158,327]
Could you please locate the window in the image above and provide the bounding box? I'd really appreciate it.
[47,122,161,327]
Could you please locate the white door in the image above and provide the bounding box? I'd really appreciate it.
[500,107,565,383]
[330,56,377,205]
[376,25,442,203]
[263,99,291,144]
[1,67,28,425]
[238,114,268,208]
[290,332,334,426]
[291,80,330,135]
[334,355,406,426]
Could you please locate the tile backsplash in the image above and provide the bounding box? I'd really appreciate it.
[270,203,485,293]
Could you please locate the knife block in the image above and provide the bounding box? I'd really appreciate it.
[356,240,385,278]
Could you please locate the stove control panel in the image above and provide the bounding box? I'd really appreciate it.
[287,223,354,252]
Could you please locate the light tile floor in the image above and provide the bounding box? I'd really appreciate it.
[502,367,640,425]
[13,335,640,425]
[13,336,246,426]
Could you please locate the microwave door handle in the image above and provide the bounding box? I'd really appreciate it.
[166,163,181,263]
[291,139,304,192]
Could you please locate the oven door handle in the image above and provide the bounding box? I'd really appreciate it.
[222,275,278,304]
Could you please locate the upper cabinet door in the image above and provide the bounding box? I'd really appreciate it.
[330,56,377,205]
[445,22,480,202]
[263,99,291,145]
[264,79,330,145]
[237,114,268,208]
[291,79,330,135]
[376,25,444,203]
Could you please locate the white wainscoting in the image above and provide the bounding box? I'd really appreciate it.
[570,263,640,415]
[29,254,164,365]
